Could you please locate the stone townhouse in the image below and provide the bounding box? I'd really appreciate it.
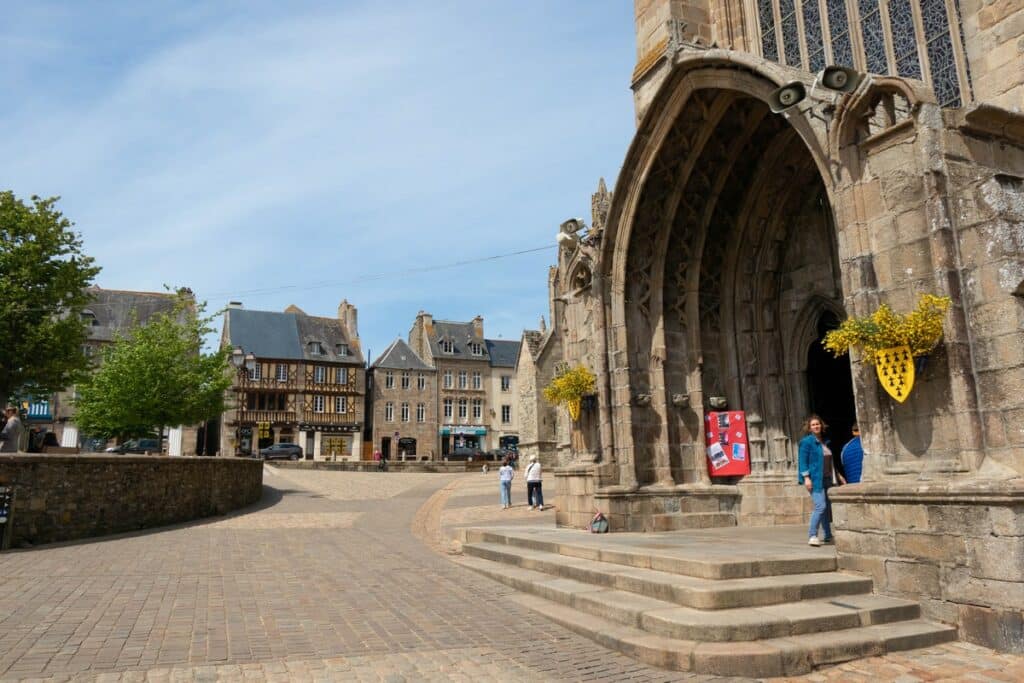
[367,338,436,460]
[486,339,522,452]
[53,286,193,453]
[220,301,364,460]
[515,0,1024,655]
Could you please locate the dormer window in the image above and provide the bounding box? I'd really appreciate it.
[470,342,483,356]
[439,338,454,354]
[308,341,325,355]
[81,310,99,326]
[336,343,349,357]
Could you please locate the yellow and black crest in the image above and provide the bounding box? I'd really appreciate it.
[875,346,915,402]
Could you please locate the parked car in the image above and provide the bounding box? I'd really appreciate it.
[446,446,485,461]
[259,443,303,461]
[106,438,161,454]
[489,447,517,461]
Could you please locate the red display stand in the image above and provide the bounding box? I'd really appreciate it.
[704,411,752,476]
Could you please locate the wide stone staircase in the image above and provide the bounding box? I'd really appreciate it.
[454,525,956,677]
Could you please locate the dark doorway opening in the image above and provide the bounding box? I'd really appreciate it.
[381,437,391,459]
[806,311,857,453]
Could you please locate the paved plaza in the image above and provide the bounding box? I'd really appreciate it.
[0,468,1021,682]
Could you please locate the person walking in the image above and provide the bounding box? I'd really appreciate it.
[498,457,515,509]
[0,406,24,453]
[841,423,864,484]
[525,455,544,511]
[797,414,833,546]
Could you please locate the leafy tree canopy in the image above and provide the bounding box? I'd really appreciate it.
[73,292,232,440]
[0,191,101,404]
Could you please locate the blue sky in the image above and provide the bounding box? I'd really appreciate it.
[1,1,637,361]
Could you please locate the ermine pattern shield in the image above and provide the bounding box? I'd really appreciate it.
[876,345,915,402]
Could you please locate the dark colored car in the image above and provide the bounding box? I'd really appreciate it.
[489,447,517,461]
[106,438,161,454]
[447,446,485,461]
[259,443,303,461]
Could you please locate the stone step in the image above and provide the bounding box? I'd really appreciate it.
[509,591,956,677]
[648,512,736,531]
[462,541,872,609]
[460,527,837,579]
[459,556,919,641]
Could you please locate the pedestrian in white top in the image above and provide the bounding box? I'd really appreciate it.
[526,455,544,511]
[498,457,515,509]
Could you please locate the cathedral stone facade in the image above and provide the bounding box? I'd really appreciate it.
[533,0,1023,652]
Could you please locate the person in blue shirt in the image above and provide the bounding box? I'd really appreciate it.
[798,414,835,546]
[841,423,863,484]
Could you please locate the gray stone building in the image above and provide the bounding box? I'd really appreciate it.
[531,0,1024,653]
[368,338,436,460]
[220,301,364,460]
[53,287,189,453]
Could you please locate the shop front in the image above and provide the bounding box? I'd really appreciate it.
[297,422,361,461]
[439,425,487,455]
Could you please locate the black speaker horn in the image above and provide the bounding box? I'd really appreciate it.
[768,81,807,113]
[820,66,863,93]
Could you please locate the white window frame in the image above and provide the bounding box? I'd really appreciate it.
[472,398,482,421]
[335,396,347,413]
[249,363,262,380]
[417,373,426,390]
[401,371,410,389]
[443,398,453,419]
[337,367,348,384]
[276,364,288,381]
[313,395,325,413]
[471,342,483,356]
[472,371,482,389]
[458,398,468,419]
[385,401,394,422]
[440,338,454,353]
[337,343,349,357]
[309,342,324,355]
[401,402,410,422]
[443,370,453,389]
[458,371,467,389]
[416,403,425,423]
[314,366,326,384]
[385,370,394,389]
[502,405,512,424]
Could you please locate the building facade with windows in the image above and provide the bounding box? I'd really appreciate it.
[486,339,522,452]
[367,338,436,460]
[220,300,364,460]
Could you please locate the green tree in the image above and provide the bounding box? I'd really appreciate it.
[0,192,101,404]
[73,292,232,447]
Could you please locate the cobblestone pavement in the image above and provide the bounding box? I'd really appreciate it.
[0,468,1020,682]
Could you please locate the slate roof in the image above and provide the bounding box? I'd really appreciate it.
[428,320,489,361]
[225,308,363,364]
[485,339,521,368]
[371,338,433,371]
[83,288,179,343]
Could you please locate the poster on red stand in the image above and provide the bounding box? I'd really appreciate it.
[704,411,752,477]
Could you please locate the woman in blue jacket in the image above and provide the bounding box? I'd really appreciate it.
[797,414,834,546]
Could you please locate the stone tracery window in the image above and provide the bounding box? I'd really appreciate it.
[753,0,970,107]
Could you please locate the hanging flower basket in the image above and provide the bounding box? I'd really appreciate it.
[823,294,951,365]
[543,365,596,422]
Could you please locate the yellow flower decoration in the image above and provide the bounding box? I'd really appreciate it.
[823,294,951,365]
[543,364,596,421]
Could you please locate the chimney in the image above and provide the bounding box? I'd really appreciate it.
[337,299,358,339]
[227,301,243,309]
[471,315,484,338]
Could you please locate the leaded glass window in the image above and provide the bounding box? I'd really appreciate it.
[889,0,922,79]
[857,0,888,74]
[780,0,801,66]
[922,0,961,106]
[826,0,854,67]
[802,0,826,72]
[759,0,779,62]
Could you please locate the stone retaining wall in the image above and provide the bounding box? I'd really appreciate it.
[273,460,480,473]
[831,480,1024,653]
[0,455,263,548]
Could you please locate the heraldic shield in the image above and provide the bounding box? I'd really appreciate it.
[876,345,915,402]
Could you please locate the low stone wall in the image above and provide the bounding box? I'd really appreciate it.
[736,474,813,526]
[0,455,263,548]
[831,480,1024,653]
[273,460,478,473]
[554,464,601,529]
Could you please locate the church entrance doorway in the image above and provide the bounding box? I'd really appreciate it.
[806,311,857,455]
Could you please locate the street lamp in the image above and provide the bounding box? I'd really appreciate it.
[229,348,257,455]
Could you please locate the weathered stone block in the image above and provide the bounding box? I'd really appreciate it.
[885,560,941,597]
[967,536,1024,582]
[837,553,887,586]
[895,532,967,564]
[991,507,1024,536]
[927,504,993,536]
[959,604,1024,653]
[945,567,1024,609]
[836,530,895,557]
